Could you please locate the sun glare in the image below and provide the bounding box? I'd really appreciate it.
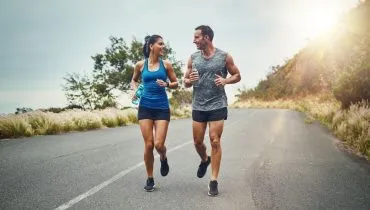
[304,12,338,38]
[293,1,353,39]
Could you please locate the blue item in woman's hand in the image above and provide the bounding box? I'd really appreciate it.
[132,84,144,105]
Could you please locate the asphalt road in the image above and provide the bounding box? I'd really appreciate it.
[1,109,369,210]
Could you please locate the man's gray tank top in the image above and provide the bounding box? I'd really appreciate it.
[191,48,228,111]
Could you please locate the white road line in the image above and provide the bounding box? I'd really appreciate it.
[55,141,192,210]
[55,162,144,210]
[55,111,254,210]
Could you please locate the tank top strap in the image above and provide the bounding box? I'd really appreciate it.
[143,59,149,72]
[159,59,166,70]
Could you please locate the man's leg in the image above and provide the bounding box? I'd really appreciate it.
[206,107,227,196]
[193,119,211,178]
[192,110,211,178]
[208,120,224,181]
[193,120,208,162]
[207,119,224,196]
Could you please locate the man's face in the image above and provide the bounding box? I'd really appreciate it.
[193,30,207,50]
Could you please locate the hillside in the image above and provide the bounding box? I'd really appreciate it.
[237,0,370,108]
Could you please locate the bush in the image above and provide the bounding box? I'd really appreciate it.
[169,89,192,109]
[333,61,370,109]
[0,115,33,138]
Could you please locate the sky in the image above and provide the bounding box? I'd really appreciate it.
[0,0,358,114]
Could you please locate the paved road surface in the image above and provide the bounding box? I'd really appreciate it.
[1,109,369,209]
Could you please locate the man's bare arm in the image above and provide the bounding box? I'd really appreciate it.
[224,53,241,84]
[184,57,194,88]
[214,53,241,87]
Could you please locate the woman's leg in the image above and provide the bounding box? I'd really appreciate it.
[154,120,169,160]
[154,120,170,176]
[139,119,155,178]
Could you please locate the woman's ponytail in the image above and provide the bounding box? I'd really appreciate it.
[143,35,151,58]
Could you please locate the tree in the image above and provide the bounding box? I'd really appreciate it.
[62,72,94,109]
[15,107,33,114]
[91,36,183,92]
[63,36,184,109]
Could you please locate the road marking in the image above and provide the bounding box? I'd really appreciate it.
[55,141,192,210]
[55,162,144,210]
[55,111,254,210]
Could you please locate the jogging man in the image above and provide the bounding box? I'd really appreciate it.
[184,25,241,196]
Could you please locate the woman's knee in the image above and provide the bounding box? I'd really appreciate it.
[145,141,154,151]
[154,141,165,151]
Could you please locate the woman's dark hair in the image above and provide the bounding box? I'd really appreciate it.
[143,35,163,58]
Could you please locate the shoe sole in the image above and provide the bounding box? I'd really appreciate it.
[161,162,169,176]
[197,165,209,178]
[207,184,218,196]
[197,158,211,178]
[197,174,205,178]
[144,184,156,192]
[161,167,169,176]
[207,192,218,196]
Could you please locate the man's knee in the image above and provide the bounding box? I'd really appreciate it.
[194,137,204,148]
[211,139,221,148]
[210,132,221,141]
[210,133,221,148]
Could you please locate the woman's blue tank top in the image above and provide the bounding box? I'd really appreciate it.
[139,59,169,109]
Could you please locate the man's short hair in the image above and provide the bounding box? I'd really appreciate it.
[195,25,214,41]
